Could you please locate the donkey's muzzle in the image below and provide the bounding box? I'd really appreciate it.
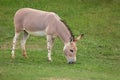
[67,57,76,64]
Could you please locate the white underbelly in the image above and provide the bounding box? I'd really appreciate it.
[27,31,46,36]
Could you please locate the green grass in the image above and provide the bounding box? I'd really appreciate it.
[0,0,120,80]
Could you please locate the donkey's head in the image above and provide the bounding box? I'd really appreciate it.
[63,34,84,64]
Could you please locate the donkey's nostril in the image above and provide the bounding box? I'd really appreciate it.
[68,62,72,64]
[68,61,75,64]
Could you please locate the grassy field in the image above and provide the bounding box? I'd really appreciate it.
[0,0,120,80]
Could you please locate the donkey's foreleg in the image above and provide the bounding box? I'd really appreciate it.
[21,31,29,58]
[11,33,20,58]
[47,35,55,61]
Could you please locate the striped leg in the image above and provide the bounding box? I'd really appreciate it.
[21,31,29,58]
[11,33,20,58]
[47,35,55,61]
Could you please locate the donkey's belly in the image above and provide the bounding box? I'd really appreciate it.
[26,30,46,36]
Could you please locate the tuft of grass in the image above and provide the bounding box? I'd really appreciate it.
[0,0,120,80]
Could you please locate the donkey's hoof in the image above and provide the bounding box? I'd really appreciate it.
[25,56,28,59]
[23,54,28,59]
[48,59,52,62]
[11,55,15,59]
[24,55,28,59]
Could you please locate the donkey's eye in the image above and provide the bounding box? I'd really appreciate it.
[70,49,73,53]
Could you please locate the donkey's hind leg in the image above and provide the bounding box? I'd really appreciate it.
[21,30,29,58]
[11,32,20,58]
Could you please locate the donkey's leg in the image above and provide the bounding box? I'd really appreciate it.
[11,33,20,58]
[21,31,29,58]
[47,35,55,61]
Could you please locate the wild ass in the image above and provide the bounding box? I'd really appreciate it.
[11,8,83,64]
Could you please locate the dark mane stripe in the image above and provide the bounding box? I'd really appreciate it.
[60,20,75,41]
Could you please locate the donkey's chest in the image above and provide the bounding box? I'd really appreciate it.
[26,30,46,36]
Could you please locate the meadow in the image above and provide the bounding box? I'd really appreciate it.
[0,0,120,80]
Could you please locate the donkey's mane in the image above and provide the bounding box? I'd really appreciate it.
[60,20,75,41]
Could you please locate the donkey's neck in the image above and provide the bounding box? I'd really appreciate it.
[56,21,72,44]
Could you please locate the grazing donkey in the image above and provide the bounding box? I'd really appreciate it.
[11,8,83,64]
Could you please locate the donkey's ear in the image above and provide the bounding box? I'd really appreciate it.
[74,34,84,42]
